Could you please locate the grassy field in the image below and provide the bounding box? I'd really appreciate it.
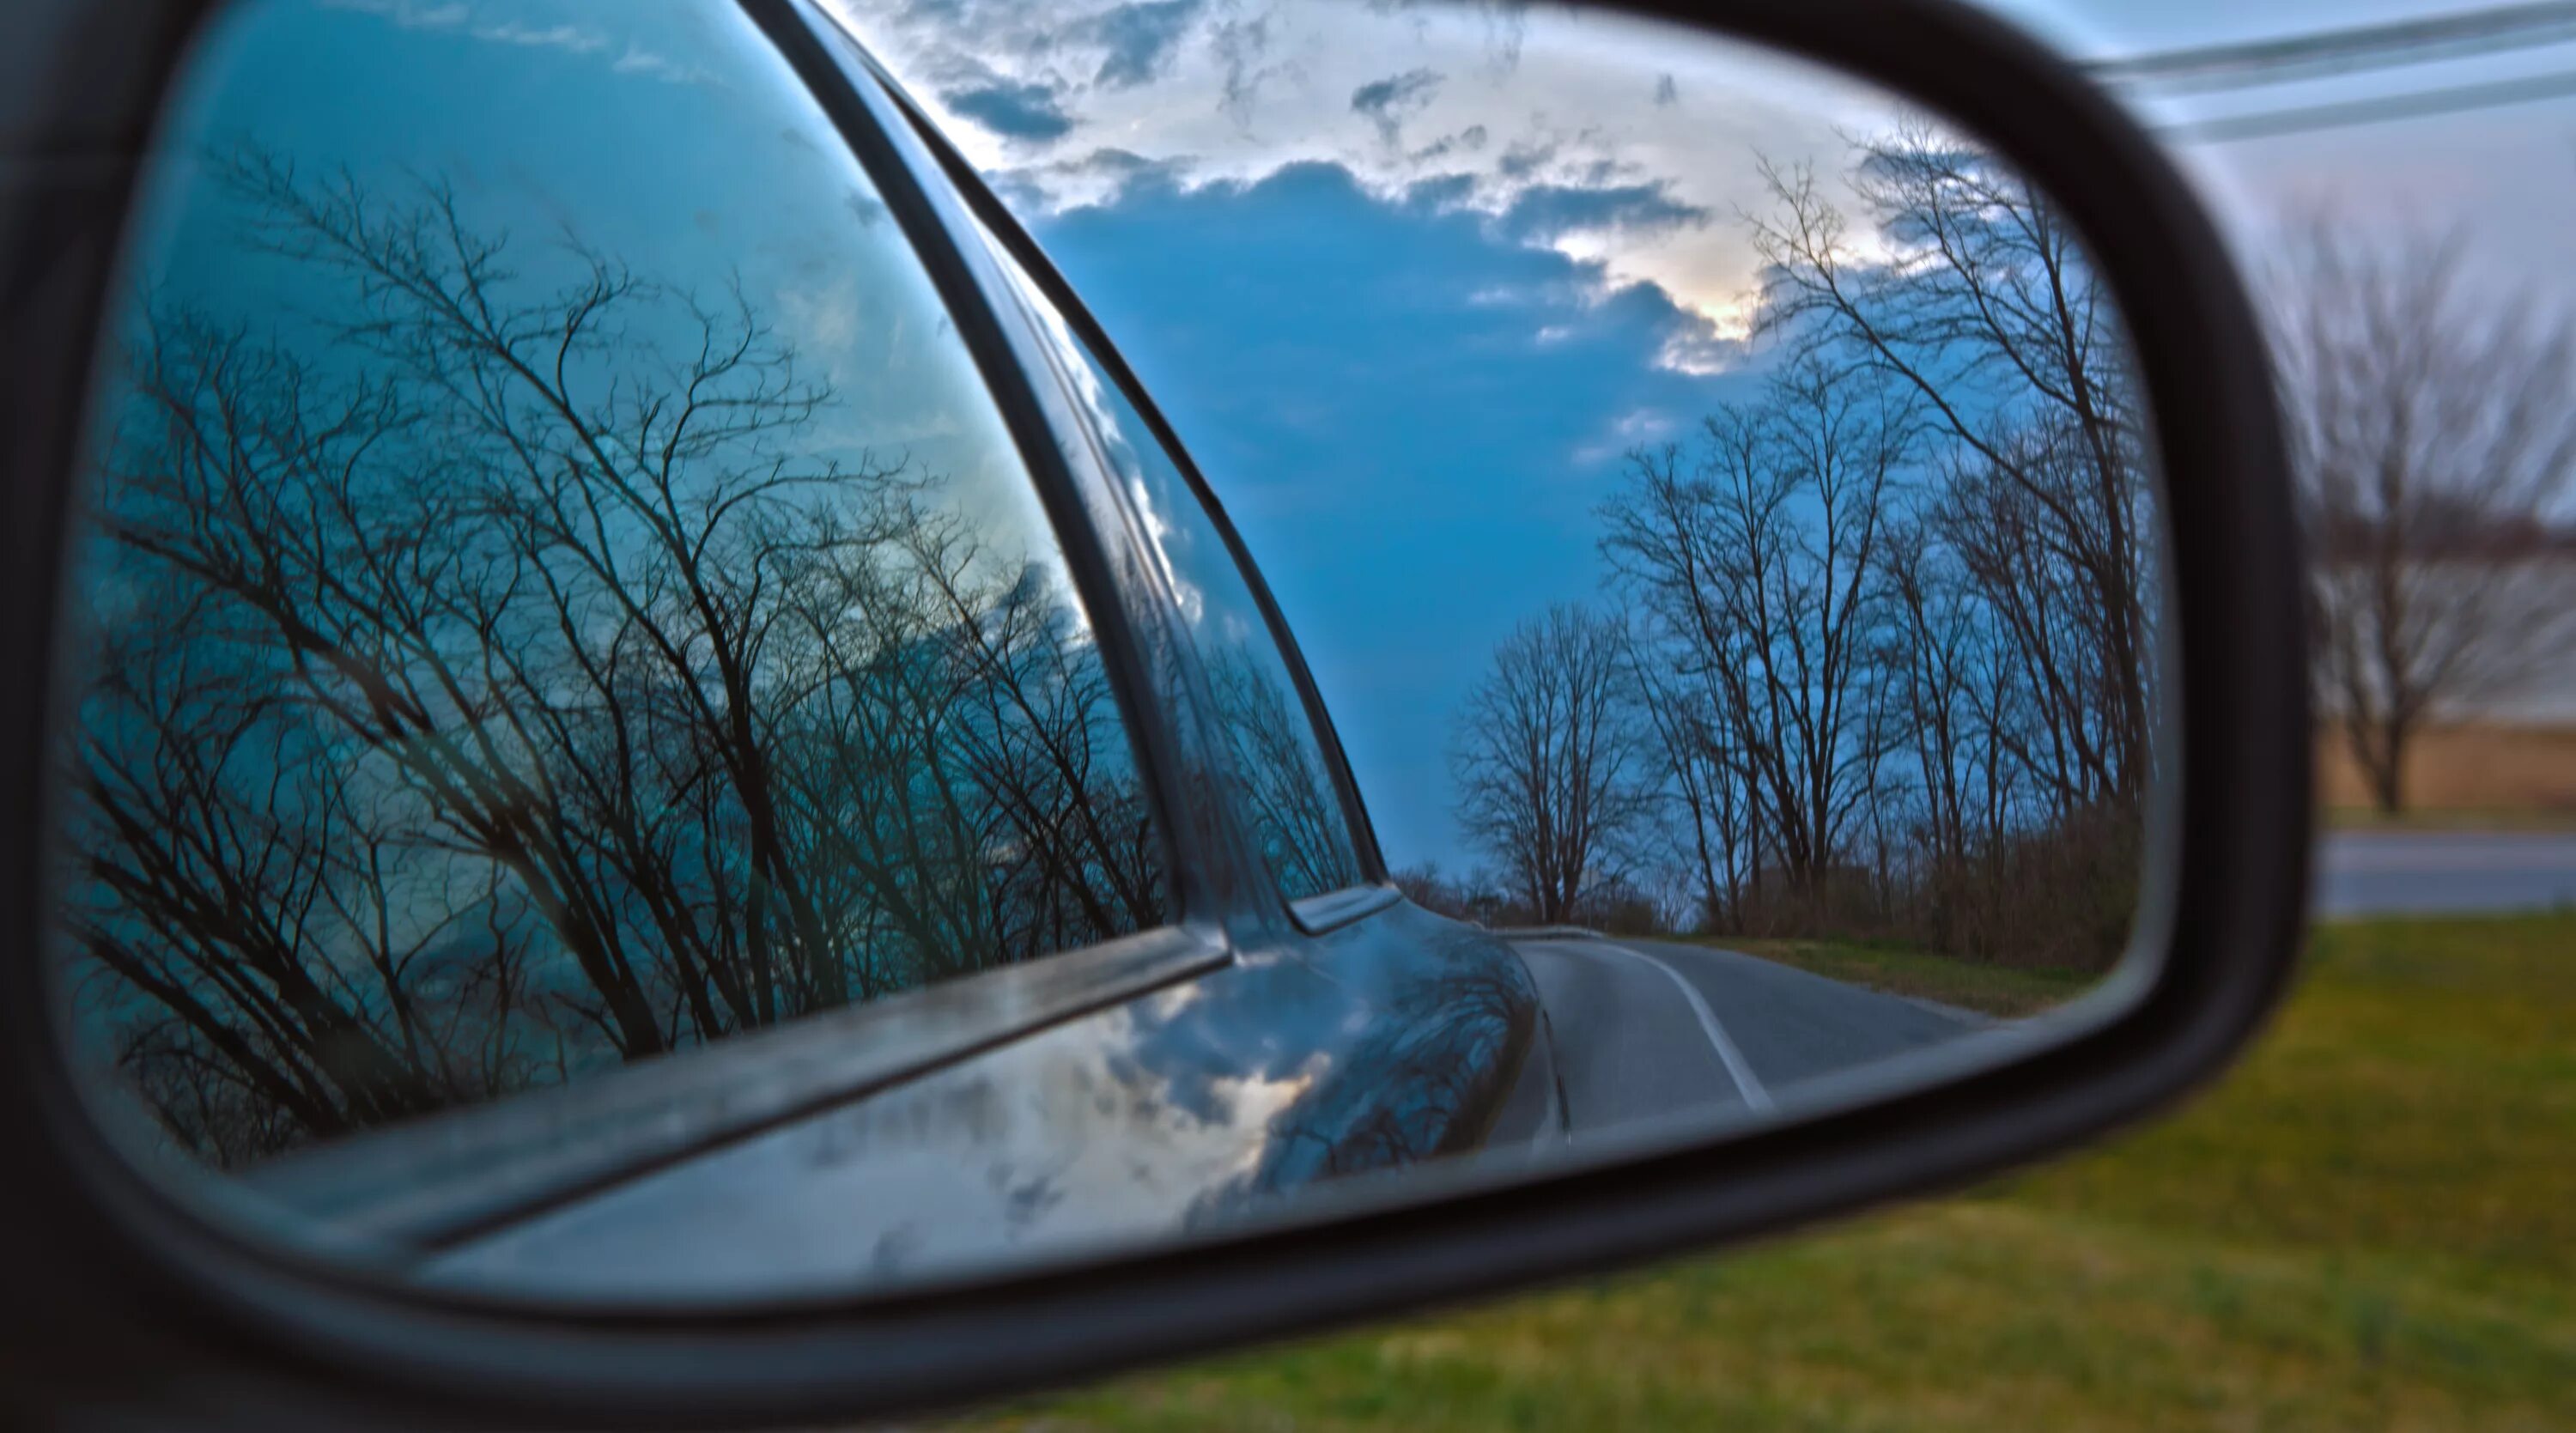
[948,914,2576,1432]
[1691,936,2095,1017]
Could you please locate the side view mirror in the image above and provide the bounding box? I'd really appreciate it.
[0,0,2307,1426]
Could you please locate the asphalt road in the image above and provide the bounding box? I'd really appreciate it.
[1506,936,1977,1140]
[1498,833,2576,1141]
[2312,831,2576,916]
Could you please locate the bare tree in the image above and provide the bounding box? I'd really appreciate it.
[1748,124,2157,805]
[1555,124,2158,969]
[2274,219,2576,811]
[1449,604,1652,924]
[1599,358,1910,910]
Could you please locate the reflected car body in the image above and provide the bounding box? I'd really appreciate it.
[223,5,1548,1296]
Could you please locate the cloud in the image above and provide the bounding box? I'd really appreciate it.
[1351,68,1443,144]
[943,78,1077,141]
[1571,405,1682,467]
[1212,12,1286,120]
[1497,137,1552,178]
[1497,181,1710,242]
[1400,171,1479,209]
[1084,0,1205,87]
[1654,72,1678,106]
[1656,319,1746,377]
[1406,123,1489,164]
[995,146,1196,211]
[325,1,708,83]
[610,43,717,86]
[320,0,468,27]
[471,20,605,52]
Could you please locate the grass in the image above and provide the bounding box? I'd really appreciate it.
[945,914,2576,1432]
[1689,935,2095,1018]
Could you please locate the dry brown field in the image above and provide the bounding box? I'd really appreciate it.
[2317,720,2576,823]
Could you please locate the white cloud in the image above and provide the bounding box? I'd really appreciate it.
[324,0,710,85]
[320,0,470,29]
[824,0,1920,349]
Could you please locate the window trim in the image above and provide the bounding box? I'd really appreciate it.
[1288,883,1405,936]
[853,50,1397,914]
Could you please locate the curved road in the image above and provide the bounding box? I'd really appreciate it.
[1500,936,1979,1141]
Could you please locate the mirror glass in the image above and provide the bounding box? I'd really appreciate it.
[50,0,2166,1303]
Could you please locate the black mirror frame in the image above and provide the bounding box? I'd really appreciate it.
[0,0,2309,1426]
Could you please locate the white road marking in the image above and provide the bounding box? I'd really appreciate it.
[1599,942,1773,1113]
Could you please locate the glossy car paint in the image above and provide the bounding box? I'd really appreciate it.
[412,902,1537,1301]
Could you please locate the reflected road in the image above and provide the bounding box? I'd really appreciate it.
[2313,831,2576,916]
[1507,936,1978,1139]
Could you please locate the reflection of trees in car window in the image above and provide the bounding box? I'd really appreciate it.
[59,9,1164,1169]
[1201,653,1363,902]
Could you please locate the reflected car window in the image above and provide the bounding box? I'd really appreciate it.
[54,0,1167,1169]
[974,227,1369,905]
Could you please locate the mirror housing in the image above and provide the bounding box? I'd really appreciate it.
[0,0,2307,1425]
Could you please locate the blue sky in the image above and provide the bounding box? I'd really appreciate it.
[824,0,2576,869]
[1031,161,1751,866]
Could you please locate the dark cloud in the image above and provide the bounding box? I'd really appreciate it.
[1498,138,1552,179]
[1083,0,1205,87]
[1498,181,1710,241]
[1351,67,1443,143]
[1213,13,1281,121]
[1406,124,1490,164]
[998,146,1194,211]
[941,78,1075,141]
[1400,172,1478,209]
[1654,72,1678,106]
[1069,146,1182,177]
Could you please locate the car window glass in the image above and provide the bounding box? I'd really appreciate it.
[972,223,1369,904]
[53,0,1167,1172]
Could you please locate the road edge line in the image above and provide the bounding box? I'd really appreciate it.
[1601,942,1775,1114]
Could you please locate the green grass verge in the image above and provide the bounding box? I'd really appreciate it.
[947,914,2576,1432]
[1692,936,2095,1018]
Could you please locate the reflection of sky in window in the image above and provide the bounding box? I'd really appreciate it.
[134,0,1061,580]
[969,212,1279,654]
